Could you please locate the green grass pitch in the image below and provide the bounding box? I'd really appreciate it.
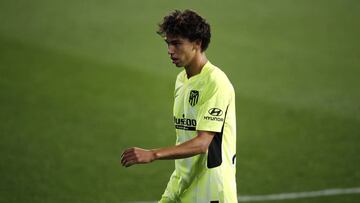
[0,0,359,202]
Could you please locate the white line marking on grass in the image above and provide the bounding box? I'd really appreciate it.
[129,187,360,203]
[238,187,360,202]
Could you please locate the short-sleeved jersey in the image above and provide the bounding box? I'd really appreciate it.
[159,61,237,203]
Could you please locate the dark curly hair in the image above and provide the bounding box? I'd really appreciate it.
[157,9,211,52]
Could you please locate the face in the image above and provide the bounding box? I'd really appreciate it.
[165,35,199,67]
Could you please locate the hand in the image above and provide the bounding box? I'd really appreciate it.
[120,147,156,167]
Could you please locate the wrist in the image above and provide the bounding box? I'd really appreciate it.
[150,149,159,161]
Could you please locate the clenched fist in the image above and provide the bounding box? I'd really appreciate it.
[120,147,156,167]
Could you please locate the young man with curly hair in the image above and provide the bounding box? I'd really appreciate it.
[121,10,237,203]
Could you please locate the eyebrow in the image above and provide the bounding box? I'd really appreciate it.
[164,39,181,44]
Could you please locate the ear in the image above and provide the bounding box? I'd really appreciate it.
[193,40,202,51]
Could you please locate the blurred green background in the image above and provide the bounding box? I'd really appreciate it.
[0,0,359,202]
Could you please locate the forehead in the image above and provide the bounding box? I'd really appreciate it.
[164,35,190,43]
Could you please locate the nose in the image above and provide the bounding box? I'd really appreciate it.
[167,45,175,55]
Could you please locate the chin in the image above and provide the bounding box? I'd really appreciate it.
[174,62,183,67]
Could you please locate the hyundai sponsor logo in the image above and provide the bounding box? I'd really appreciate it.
[208,108,223,116]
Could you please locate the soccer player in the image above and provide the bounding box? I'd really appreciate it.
[121,9,237,203]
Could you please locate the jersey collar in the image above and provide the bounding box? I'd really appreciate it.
[184,61,211,82]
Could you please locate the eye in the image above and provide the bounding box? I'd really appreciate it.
[173,42,181,47]
[165,40,182,48]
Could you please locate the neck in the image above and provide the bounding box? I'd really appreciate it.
[185,53,208,79]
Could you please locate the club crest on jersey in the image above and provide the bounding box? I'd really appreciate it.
[189,90,199,106]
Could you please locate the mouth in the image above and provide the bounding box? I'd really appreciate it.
[171,57,179,64]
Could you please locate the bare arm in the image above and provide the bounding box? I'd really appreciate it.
[120,131,215,167]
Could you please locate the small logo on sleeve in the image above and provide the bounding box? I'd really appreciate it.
[204,108,224,122]
[189,90,199,106]
[208,108,223,116]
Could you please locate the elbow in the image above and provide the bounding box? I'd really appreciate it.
[199,144,209,154]
[196,131,215,154]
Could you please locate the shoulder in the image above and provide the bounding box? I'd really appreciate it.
[205,62,234,92]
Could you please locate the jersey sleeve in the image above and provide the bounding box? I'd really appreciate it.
[196,79,230,133]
